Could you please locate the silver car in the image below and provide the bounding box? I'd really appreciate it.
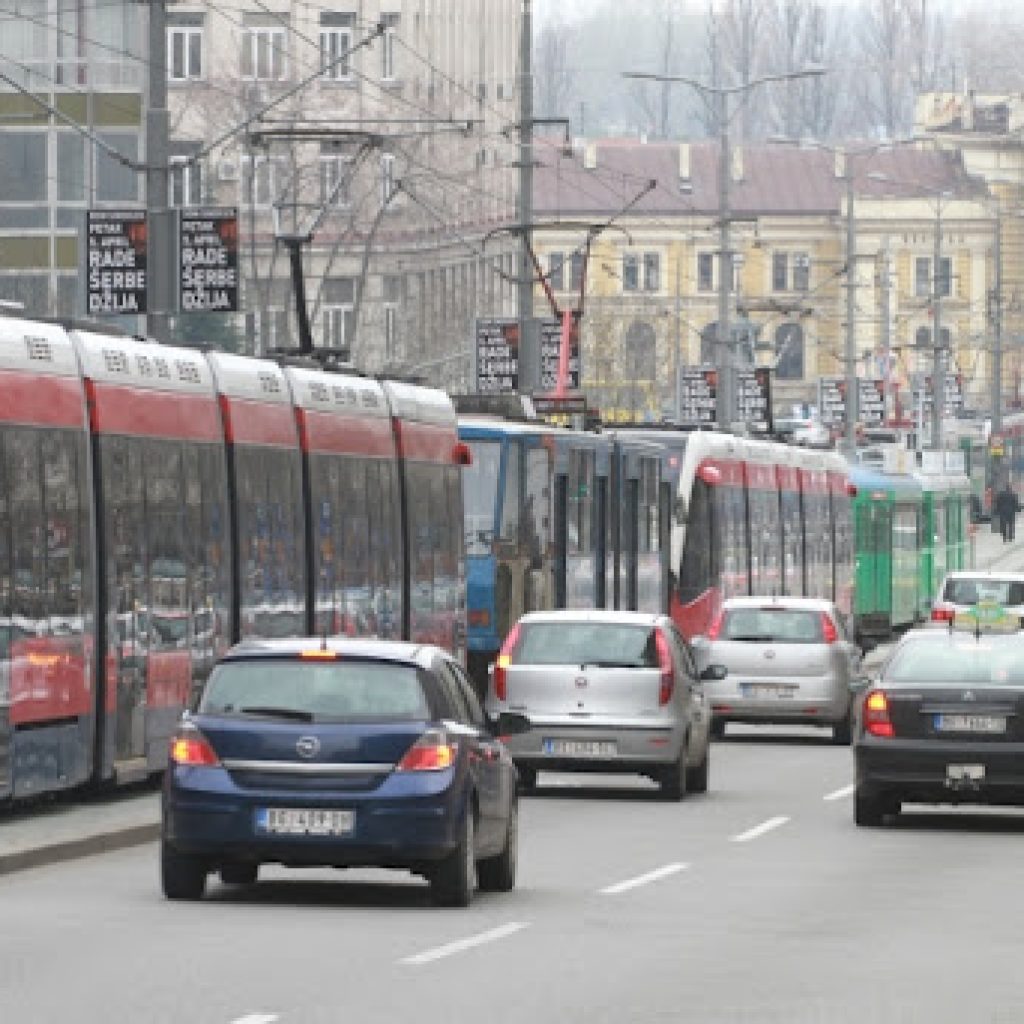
[485,610,718,800]
[692,597,859,744]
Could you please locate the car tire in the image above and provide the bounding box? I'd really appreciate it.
[832,711,852,746]
[516,766,537,795]
[431,807,476,907]
[854,786,885,827]
[478,800,517,892]
[161,840,207,900]
[659,743,688,801]
[220,863,258,886]
[710,718,726,740]
[685,742,710,794]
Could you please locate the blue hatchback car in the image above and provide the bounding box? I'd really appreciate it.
[161,638,524,906]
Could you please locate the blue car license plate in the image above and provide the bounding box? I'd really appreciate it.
[255,807,355,836]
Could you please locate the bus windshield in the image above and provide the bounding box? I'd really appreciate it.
[463,440,501,555]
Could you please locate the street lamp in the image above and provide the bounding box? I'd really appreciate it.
[622,65,826,428]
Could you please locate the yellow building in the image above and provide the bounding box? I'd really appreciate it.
[532,138,997,423]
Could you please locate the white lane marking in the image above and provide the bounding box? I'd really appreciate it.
[731,815,790,843]
[231,1016,279,1024]
[400,922,529,965]
[599,862,688,896]
[823,784,854,802]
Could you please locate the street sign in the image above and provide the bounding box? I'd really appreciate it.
[676,366,718,426]
[474,318,519,393]
[736,367,773,433]
[86,209,147,315]
[538,315,581,392]
[179,208,239,312]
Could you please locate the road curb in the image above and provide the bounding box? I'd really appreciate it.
[0,821,160,877]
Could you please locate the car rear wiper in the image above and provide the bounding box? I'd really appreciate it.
[727,634,777,643]
[238,705,315,722]
[581,660,643,669]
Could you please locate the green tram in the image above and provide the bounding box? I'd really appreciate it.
[849,461,973,644]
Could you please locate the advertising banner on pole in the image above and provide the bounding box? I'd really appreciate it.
[736,367,773,433]
[676,366,718,426]
[475,318,520,393]
[179,208,239,312]
[86,209,148,315]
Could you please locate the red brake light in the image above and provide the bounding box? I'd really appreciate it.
[654,629,674,705]
[864,689,895,738]
[706,610,725,641]
[820,613,838,644]
[397,730,457,772]
[931,605,955,623]
[170,730,220,767]
[494,622,522,702]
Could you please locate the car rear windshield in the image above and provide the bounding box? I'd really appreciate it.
[720,608,824,643]
[514,622,658,667]
[943,578,1024,606]
[199,659,431,721]
[886,640,1024,685]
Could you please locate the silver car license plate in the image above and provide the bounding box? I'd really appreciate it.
[934,714,1006,734]
[543,739,617,757]
[741,683,795,699]
[256,808,355,836]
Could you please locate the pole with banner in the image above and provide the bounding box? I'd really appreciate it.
[86,209,148,316]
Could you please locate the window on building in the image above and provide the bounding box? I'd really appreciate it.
[96,132,138,202]
[319,13,354,80]
[322,277,356,350]
[0,132,47,202]
[644,253,660,292]
[937,256,952,298]
[381,153,396,205]
[915,257,930,298]
[241,17,287,80]
[319,147,351,205]
[548,252,564,291]
[170,155,202,207]
[241,155,285,207]
[774,322,804,380]
[793,253,810,291]
[384,304,398,363]
[569,251,584,291]
[248,307,289,353]
[381,12,399,80]
[772,252,788,292]
[622,253,640,292]
[57,132,84,202]
[167,22,202,81]
[697,252,714,292]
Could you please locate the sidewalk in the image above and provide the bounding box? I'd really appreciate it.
[971,518,1024,572]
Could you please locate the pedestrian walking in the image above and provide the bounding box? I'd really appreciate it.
[995,482,1019,543]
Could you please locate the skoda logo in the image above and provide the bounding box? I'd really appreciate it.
[296,736,320,759]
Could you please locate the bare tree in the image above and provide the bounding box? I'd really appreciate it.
[534,22,576,121]
[626,0,685,139]
[717,0,769,139]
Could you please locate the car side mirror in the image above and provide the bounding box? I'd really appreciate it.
[699,664,727,682]
[492,711,531,738]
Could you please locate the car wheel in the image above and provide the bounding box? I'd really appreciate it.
[431,807,476,907]
[516,766,537,795]
[659,743,688,801]
[854,786,886,827]
[710,718,726,740]
[161,840,207,901]
[685,742,710,794]
[478,799,517,892]
[220,863,258,886]
[832,711,852,746]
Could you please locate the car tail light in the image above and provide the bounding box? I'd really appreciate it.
[494,622,522,701]
[864,689,895,738]
[820,613,838,644]
[655,629,674,705]
[396,729,457,772]
[169,728,220,767]
[931,605,955,623]
[706,610,725,641]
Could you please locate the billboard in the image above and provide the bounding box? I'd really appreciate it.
[475,318,519,393]
[817,376,886,428]
[676,366,717,426]
[179,208,239,312]
[538,315,581,392]
[736,367,773,433]
[86,209,147,315]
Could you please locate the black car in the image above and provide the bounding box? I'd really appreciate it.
[162,638,525,906]
[853,626,1024,825]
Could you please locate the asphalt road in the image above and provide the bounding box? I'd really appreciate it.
[4,728,1024,1024]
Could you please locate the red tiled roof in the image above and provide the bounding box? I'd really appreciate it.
[533,139,989,219]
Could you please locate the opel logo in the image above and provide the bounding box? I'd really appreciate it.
[575,676,588,689]
[296,736,320,759]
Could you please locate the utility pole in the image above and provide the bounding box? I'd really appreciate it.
[517,0,537,394]
[146,0,172,342]
[716,88,732,428]
[673,250,681,421]
[880,249,891,423]
[931,201,944,450]
[993,209,1003,435]
[843,151,857,453]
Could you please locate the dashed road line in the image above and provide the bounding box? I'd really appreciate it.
[599,862,688,896]
[731,815,790,843]
[823,784,854,802]
[400,922,530,965]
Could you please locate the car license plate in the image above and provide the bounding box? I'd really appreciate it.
[740,683,795,699]
[542,739,617,757]
[255,808,355,836]
[947,764,986,782]
[933,714,1006,734]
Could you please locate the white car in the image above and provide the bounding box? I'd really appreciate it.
[930,571,1024,625]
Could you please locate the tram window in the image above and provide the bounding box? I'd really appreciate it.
[679,479,712,602]
[147,440,186,652]
[8,432,43,627]
[0,433,9,664]
[579,451,595,553]
[463,440,500,554]
[499,441,521,541]
[524,446,549,563]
